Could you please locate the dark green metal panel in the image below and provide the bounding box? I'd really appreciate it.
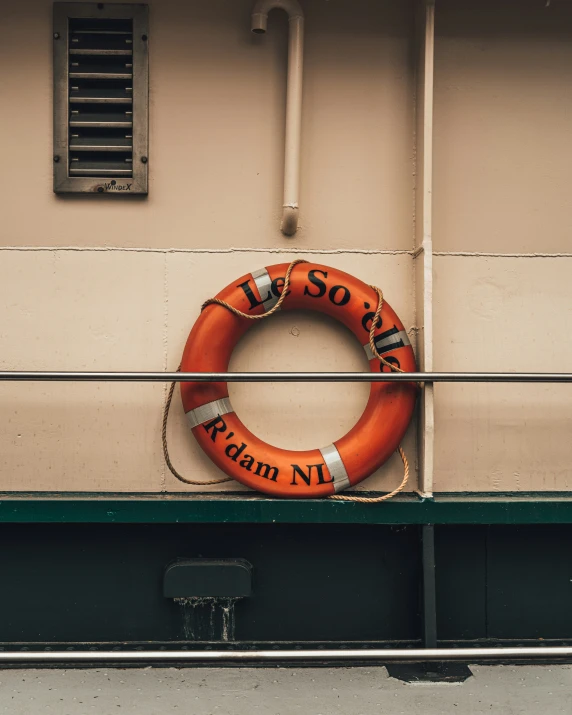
[422,525,437,647]
[487,526,572,640]
[2,493,572,524]
[0,523,421,644]
[3,522,572,646]
[435,526,487,641]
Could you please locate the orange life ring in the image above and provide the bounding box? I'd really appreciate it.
[180,262,417,498]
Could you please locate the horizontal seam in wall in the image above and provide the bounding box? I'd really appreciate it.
[0,246,415,256]
[434,251,572,258]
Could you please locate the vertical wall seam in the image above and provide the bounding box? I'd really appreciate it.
[411,6,419,477]
[413,0,435,497]
[411,3,418,256]
[160,251,168,493]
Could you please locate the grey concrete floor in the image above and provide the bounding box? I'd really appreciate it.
[0,665,571,714]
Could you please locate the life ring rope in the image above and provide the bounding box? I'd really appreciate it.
[162,259,412,501]
[162,370,233,485]
[329,445,409,503]
[200,258,309,321]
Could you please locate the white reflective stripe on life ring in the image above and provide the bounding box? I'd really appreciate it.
[187,397,234,429]
[251,267,280,313]
[319,443,351,493]
[363,329,410,361]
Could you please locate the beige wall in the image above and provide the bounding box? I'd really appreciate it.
[3,0,570,495]
[433,0,572,491]
[0,0,418,492]
[0,0,415,251]
[433,256,572,492]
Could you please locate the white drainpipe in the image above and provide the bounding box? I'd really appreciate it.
[251,0,304,236]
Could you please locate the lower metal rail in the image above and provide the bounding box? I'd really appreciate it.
[1,647,572,663]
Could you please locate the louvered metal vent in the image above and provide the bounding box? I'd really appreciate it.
[53,3,148,194]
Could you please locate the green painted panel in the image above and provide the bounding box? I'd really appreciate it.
[435,526,487,640]
[487,526,572,640]
[2,523,572,645]
[0,523,421,644]
[2,493,572,524]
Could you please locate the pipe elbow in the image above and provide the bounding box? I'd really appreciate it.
[251,0,304,33]
[280,206,299,236]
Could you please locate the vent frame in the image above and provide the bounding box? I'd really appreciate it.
[53,2,149,195]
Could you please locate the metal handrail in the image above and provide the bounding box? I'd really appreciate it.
[0,371,572,382]
[0,647,571,662]
[0,370,568,661]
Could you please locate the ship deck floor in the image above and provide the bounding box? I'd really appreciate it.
[1,664,571,714]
